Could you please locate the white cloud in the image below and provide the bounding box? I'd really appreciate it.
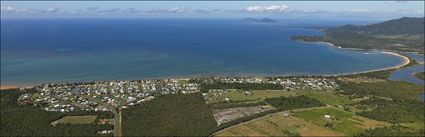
[1,5,17,13]
[147,6,187,13]
[193,9,210,14]
[245,4,290,13]
[168,7,186,13]
[44,7,59,13]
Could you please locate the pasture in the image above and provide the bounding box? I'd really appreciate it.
[206,90,298,104]
[294,107,390,136]
[215,112,343,136]
[54,115,97,124]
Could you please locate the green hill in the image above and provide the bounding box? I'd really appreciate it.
[293,17,425,53]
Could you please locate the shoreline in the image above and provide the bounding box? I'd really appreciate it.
[1,42,413,89]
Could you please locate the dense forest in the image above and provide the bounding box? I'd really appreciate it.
[265,95,325,110]
[199,82,283,92]
[354,125,425,137]
[354,98,424,124]
[292,17,425,53]
[1,89,113,136]
[122,93,217,136]
[337,80,424,101]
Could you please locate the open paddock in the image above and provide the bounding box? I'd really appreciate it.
[54,115,97,124]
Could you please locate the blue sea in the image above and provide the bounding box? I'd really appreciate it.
[1,18,405,86]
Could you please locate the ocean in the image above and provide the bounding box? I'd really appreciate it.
[1,18,405,86]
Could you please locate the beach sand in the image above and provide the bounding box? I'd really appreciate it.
[0,47,412,89]
[0,85,18,90]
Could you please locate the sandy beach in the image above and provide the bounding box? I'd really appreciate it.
[0,85,18,90]
[0,43,412,90]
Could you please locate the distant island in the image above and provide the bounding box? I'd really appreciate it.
[243,17,277,23]
[292,17,425,54]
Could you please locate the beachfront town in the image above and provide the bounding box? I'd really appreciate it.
[17,77,339,113]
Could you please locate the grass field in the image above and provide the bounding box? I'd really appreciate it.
[206,90,298,104]
[215,112,343,136]
[302,92,352,106]
[54,115,97,124]
[294,107,390,136]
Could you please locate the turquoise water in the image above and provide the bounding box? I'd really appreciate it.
[1,19,405,86]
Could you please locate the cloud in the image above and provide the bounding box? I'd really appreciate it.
[1,5,16,12]
[147,6,187,13]
[41,7,60,13]
[1,5,60,14]
[245,4,290,13]
[98,8,121,13]
[86,6,99,12]
[123,8,143,13]
[168,7,186,13]
[193,9,210,14]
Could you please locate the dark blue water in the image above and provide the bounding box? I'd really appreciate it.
[1,18,405,86]
[389,53,425,86]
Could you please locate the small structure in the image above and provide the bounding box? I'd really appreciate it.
[243,91,252,96]
[283,112,290,117]
[324,115,331,121]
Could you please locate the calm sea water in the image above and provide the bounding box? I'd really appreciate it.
[389,53,424,86]
[1,18,405,86]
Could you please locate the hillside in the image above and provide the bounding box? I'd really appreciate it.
[292,17,425,53]
[327,17,424,35]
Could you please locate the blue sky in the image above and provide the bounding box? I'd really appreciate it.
[1,1,424,19]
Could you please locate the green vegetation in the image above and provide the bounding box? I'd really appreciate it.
[303,92,352,106]
[292,17,425,53]
[265,95,325,110]
[1,89,113,136]
[206,90,297,104]
[414,72,425,80]
[215,114,342,136]
[200,82,283,92]
[337,80,424,101]
[210,101,267,109]
[55,115,97,124]
[294,107,388,136]
[122,93,217,136]
[354,125,425,137]
[346,69,393,79]
[215,109,280,132]
[355,98,424,124]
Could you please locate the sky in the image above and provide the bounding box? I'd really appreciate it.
[1,1,424,20]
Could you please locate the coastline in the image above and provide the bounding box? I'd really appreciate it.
[0,42,412,89]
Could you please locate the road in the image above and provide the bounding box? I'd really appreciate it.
[213,105,331,135]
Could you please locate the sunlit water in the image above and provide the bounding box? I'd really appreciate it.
[1,18,405,86]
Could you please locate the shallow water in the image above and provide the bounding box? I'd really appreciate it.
[1,18,405,86]
[389,53,425,86]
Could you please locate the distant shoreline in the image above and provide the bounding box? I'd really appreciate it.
[303,41,411,76]
[1,41,412,90]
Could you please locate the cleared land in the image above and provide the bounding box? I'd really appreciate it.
[206,90,297,104]
[213,105,274,125]
[294,107,390,136]
[54,115,97,124]
[302,92,352,106]
[215,112,343,136]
